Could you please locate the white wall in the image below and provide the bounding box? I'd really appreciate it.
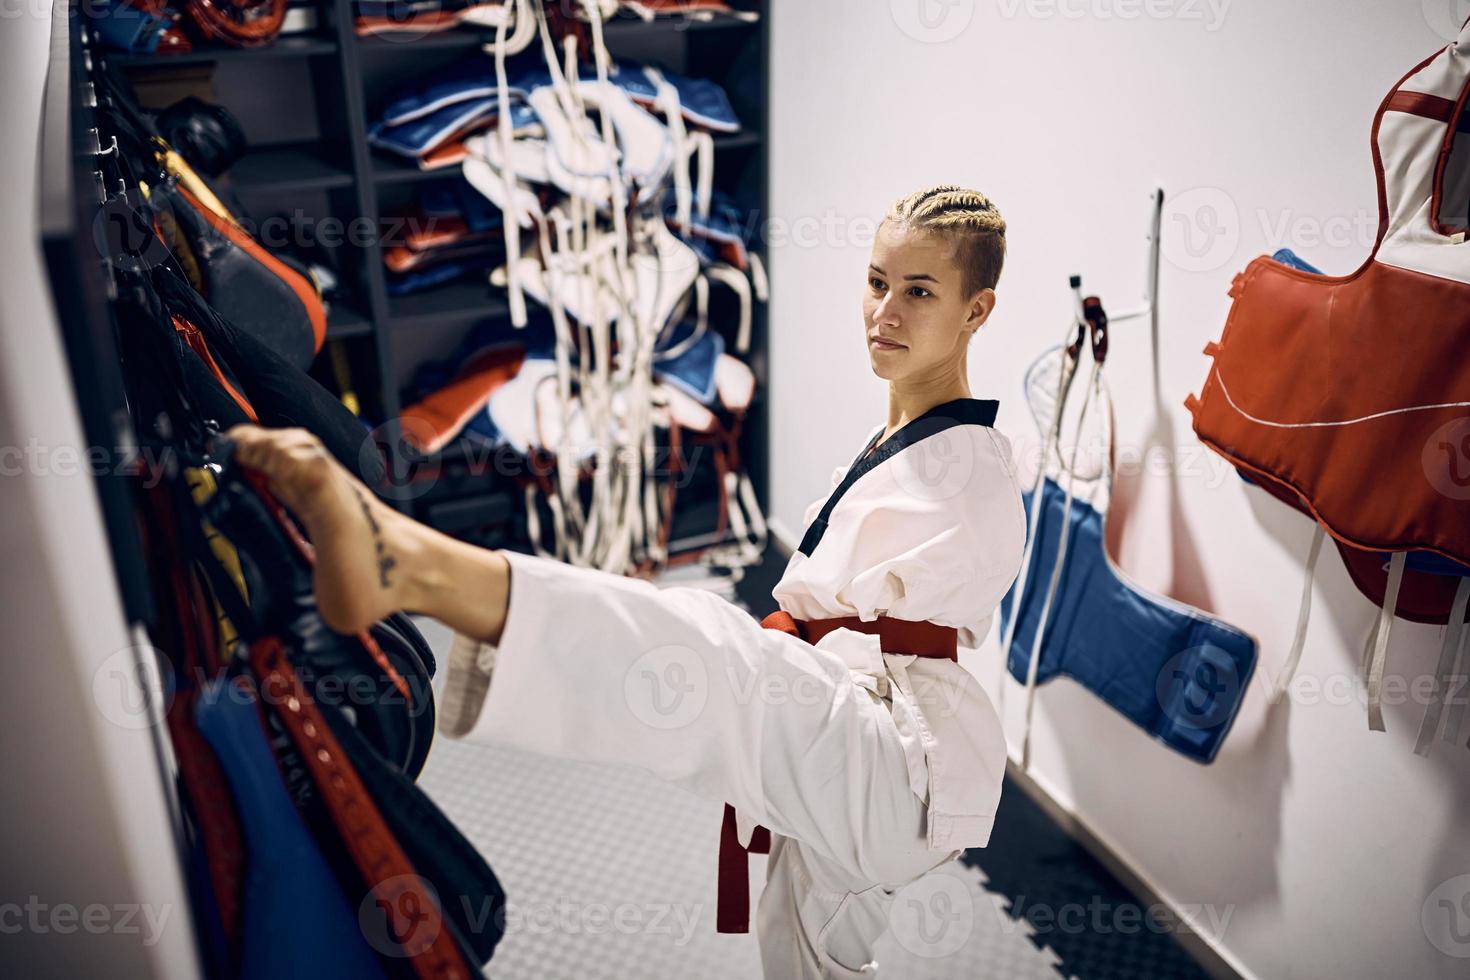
[1,4,199,977]
[766,2,1470,978]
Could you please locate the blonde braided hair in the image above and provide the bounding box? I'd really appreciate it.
[884,185,1006,296]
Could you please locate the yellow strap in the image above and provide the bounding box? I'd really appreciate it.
[163,147,241,230]
[328,340,361,416]
[185,468,249,654]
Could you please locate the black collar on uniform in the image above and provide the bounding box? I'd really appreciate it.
[796,397,1000,558]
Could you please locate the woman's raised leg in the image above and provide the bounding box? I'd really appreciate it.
[228,424,944,887]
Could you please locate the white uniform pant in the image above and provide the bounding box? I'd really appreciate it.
[439,550,961,979]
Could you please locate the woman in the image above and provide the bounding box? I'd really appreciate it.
[228,184,1026,978]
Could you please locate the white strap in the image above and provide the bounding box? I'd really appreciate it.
[1272,523,1327,701]
[524,482,555,559]
[535,8,584,139]
[457,3,509,28]
[477,0,536,56]
[547,490,569,561]
[1020,360,1101,772]
[722,468,753,557]
[645,66,692,232]
[1364,551,1406,732]
[1443,582,1470,746]
[995,403,1056,714]
[691,130,714,219]
[748,251,769,304]
[696,274,710,351]
[571,15,631,274]
[996,330,1082,725]
[735,469,768,555]
[492,10,527,326]
[461,141,541,227]
[570,79,674,186]
[714,353,755,411]
[1414,577,1470,756]
[653,285,706,361]
[535,216,595,565]
[477,0,659,573]
[526,88,616,196]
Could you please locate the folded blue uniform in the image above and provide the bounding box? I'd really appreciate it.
[387,261,481,297]
[666,191,757,267]
[379,55,541,126]
[369,98,540,160]
[654,320,724,406]
[419,179,504,234]
[381,55,740,135]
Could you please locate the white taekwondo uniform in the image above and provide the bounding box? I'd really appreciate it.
[438,397,1026,978]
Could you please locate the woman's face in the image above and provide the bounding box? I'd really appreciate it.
[863,219,993,383]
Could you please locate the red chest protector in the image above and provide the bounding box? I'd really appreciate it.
[1185,21,1470,748]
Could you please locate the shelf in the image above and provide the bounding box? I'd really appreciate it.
[326,302,374,339]
[388,277,508,326]
[228,143,355,193]
[402,456,747,558]
[109,34,338,68]
[714,131,760,151]
[352,12,757,54]
[422,488,516,534]
[418,433,503,467]
[602,12,761,38]
[372,153,466,186]
[355,32,482,54]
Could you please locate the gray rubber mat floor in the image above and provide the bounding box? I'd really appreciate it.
[414,551,1211,980]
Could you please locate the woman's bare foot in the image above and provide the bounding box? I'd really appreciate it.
[225,425,514,644]
[226,425,420,633]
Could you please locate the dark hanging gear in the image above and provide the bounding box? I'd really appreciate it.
[150,264,386,487]
[156,96,248,178]
[152,182,326,373]
[315,693,507,966]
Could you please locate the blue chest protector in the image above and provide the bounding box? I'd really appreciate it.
[997,301,1258,766]
[195,677,388,979]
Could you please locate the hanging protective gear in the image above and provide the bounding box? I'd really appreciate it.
[1003,298,1258,767]
[1184,20,1470,738]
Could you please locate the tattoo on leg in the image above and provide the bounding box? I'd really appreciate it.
[352,486,397,589]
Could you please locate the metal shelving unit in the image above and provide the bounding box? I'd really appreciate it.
[103,1,770,555]
[108,33,340,66]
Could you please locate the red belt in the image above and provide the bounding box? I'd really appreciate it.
[716,609,960,933]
